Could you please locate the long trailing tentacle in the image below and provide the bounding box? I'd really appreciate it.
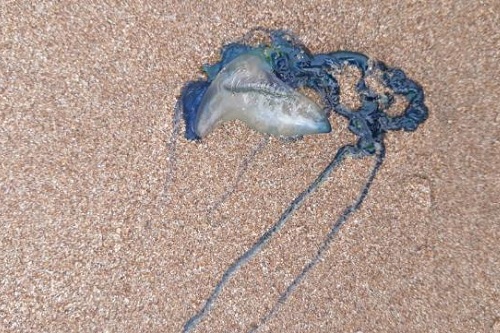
[183,143,364,333]
[162,98,183,202]
[250,144,386,332]
[207,135,270,217]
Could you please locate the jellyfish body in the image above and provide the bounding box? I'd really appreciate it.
[183,52,331,139]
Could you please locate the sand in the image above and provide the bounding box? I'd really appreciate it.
[1,1,499,332]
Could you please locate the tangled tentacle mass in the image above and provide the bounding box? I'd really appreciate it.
[178,29,428,332]
[181,29,427,150]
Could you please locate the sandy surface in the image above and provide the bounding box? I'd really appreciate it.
[1,1,499,332]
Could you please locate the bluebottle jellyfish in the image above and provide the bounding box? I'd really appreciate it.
[174,28,428,332]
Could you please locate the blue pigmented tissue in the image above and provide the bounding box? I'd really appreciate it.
[180,81,210,141]
[177,29,429,333]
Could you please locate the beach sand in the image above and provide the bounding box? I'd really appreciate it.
[1,1,499,332]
